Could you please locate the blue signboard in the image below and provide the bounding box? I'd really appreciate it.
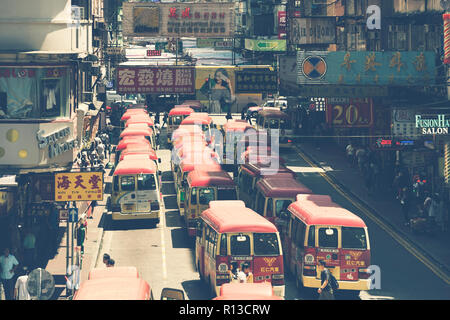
[68,208,78,223]
[297,51,436,86]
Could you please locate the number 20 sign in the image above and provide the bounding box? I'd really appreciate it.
[326,98,373,128]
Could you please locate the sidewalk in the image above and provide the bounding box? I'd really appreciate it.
[45,166,112,299]
[296,140,450,279]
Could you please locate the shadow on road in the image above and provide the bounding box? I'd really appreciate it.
[181,279,213,300]
[165,210,183,228]
[171,228,194,249]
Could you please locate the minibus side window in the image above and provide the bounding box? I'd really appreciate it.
[294,219,306,249]
[275,200,292,217]
[255,193,266,215]
[342,227,367,249]
[266,198,274,217]
[174,116,182,125]
[318,228,338,248]
[113,176,119,192]
[190,188,197,205]
[120,176,135,191]
[230,234,250,256]
[219,234,227,256]
[307,226,315,247]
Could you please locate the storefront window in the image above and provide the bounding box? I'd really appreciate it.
[0,67,69,119]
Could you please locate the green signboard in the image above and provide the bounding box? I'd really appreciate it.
[244,39,286,52]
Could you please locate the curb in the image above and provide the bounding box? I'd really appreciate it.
[294,143,450,279]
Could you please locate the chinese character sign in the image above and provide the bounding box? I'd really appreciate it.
[235,71,278,93]
[123,2,235,37]
[116,66,195,94]
[55,172,103,201]
[297,51,436,86]
[326,98,373,128]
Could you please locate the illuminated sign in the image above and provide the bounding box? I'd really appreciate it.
[146,50,161,57]
[416,114,450,135]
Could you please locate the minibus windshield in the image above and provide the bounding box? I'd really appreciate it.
[120,176,135,191]
[217,188,237,201]
[138,174,156,190]
[230,234,251,256]
[254,233,280,256]
[342,227,367,249]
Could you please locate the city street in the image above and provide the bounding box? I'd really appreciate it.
[90,115,450,300]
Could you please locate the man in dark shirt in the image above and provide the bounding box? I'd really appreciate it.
[317,260,335,300]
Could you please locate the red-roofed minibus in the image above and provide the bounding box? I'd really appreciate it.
[88,266,140,280]
[167,106,195,141]
[180,100,204,112]
[73,277,153,300]
[220,120,253,168]
[280,194,371,292]
[111,154,161,224]
[184,170,238,236]
[120,108,148,130]
[120,123,156,150]
[196,201,284,298]
[236,162,295,208]
[125,115,157,145]
[254,176,312,228]
[175,155,221,215]
[180,113,215,145]
[213,282,283,300]
[170,124,205,149]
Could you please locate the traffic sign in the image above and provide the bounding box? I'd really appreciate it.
[68,208,78,223]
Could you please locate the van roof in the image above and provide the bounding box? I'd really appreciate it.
[241,163,295,178]
[223,120,253,132]
[181,113,212,125]
[126,115,154,127]
[169,106,194,116]
[180,157,221,173]
[120,124,153,138]
[116,137,151,151]
[73,278,151,300]
[256,177,312,198]
[121,109,148,121]
[113,156,157,175]
[288,195,367,228]
[258,109,289,119]
[88,266,139,280]
[202,201,278,233]
[215,282,281,300]
[120,149,158,161]
[187,170,235,187]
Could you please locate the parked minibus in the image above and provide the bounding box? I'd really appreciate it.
[120,108,148,130]
[196,201,284,298]
[180,113,215,145]
[256,109,294,148]
[280,194,371,292]
[237,163,295,208]
[169,124,205,148]
[180,100,204,112]
[221,119,253,167]
[184,170,238,236]
[110,154,161,225]
[254,176,312,226]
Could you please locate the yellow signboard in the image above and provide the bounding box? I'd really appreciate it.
[55,172,103,202]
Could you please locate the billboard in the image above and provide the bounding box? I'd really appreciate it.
[116,66,195,94]
[326,98,373,128]
[55,172,103,202]
[235,71,277,93]
[289,17,336,45]
[297,51,436,86]
[244,39,286,52]
[123,2,235,38]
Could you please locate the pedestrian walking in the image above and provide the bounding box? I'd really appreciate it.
[400,187,412,225]
[162,111,168,128]
[345,142,355,167]
[22,227,36,269]
[0,247,19,300]
[14,267,31,300]
[317,260,335,300]
[103,253,111,267]
[355,146,367,174]
[75,215,87,255]
[393,171,408,199]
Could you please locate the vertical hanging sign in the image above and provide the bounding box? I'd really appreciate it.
[444,14,450,64]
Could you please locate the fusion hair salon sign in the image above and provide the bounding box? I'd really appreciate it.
[416,114,450,134]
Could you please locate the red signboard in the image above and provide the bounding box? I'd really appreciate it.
[278,11,286,40]
[146,50,161,57]
[116,66,195,94]
[326,98,373,128]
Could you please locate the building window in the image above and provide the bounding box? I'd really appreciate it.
[41,79,61,117]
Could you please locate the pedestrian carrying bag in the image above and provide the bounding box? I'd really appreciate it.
[328,270,339,291]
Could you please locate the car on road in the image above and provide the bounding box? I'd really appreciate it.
[246,98,288,118]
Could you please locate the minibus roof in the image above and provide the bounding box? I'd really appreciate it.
[187,170,235,187]
[180,157,221,173]
[181,113,213,125]
[180,100,203,110]
[121,109,148,121]
[120,125,153,138]
[116,137,151,151]
[288,194,367,228]
[73,277,151,300]
[241,163,295,178]
[202,202,278,233]
[113,156,157,175]
[126,115,154,127]
[88,266,139,280]
[172,125,204,139]
[169,106,194,116]
[178,145,217,160]
[223,120,253,132]
[256,176,312,198]
[258,109,289,119]
[120,148,158,161]
[214,283,282,300]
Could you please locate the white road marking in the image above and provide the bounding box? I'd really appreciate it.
[160,204,168,281]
